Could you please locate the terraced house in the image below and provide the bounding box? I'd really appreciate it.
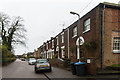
[38,2,120,73]
[46,37,55,59]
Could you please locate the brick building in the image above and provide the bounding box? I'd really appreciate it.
[42,42,46,59]
[47,37,55,59]
[79,2,120,69]
[38,2,120,72]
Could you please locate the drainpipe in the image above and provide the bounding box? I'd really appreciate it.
[101,4,105,71]
[68,28,70,59]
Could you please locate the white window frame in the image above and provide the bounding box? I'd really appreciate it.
[61,32,64,43]
[46,43,48,50]
[61,46,65,58]
[113,37,120,53]
[52,40,54,48]
[83,18,90,33]
[43,45,45,51]
[49,41,50,49]
[72,26,77,38]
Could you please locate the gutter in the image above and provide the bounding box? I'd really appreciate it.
[101,4,105,71]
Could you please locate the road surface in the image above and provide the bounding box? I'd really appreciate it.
[2,59,80,79]
[2,59,119,80]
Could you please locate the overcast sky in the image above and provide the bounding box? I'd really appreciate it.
[0,0,119,55]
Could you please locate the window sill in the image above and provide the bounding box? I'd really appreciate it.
[83,29,90,34]
[72,35,77,38]
[113,50,120,53]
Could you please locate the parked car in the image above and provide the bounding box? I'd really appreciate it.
[28,58,36,65]
[34,59,52,73]
[20,58,25,61]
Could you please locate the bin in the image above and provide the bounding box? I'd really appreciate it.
[70,62,76,75]
[75,62,86,76]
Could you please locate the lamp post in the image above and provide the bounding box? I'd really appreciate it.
[70,11,80,19]
[70,11,81,62]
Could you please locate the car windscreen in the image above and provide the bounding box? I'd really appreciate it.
[21,58,24,59]
[29,58,36,60]
[37,59,47,63]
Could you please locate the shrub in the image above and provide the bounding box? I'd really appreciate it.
[1,45,16,65]
[83,41,97,53]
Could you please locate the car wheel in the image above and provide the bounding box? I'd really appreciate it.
[35,70,38,73]
[35,68,38,73]
[48,67,52,72]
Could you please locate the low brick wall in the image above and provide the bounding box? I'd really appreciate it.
[105,66,120,71]
[49,59,103,75]
[49,59,64,68]
[49,58,71,71]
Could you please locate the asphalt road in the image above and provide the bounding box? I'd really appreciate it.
[2,59,47,78]
[2,59,120,80]
[2,59,80,79]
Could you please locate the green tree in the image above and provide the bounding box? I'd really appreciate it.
[0,12,27,51]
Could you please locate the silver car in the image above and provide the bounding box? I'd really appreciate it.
[34,59,52,73]
[28,58,36,65]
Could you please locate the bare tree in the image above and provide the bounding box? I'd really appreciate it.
[0,12,27,51]
[0,13,10,46]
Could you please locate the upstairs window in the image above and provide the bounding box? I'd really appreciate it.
[49,41,50,48]
[61,32,64,43]
[52,40,54,48]
[113,37,120,53]
[84,18,90,33]
[43,45,45,51]
[73,26,77,38]
[46,43,48,50]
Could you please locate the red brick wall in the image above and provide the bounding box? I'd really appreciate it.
[103,8,120,66]
[64,29,68,58]
[79,6,102,70]
[58,32,62,58]
[69,22,78,61]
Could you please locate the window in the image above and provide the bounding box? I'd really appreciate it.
[61,49,65,58]
[49,41,50,48]
[113,37,120,53]
[84,18,90,33]
[61,46,65,58]
[52,40,54,48]
[56,37,59,45]
[46,43,48,50]
[61,33,64,43]
[43,45,45,51]
[73,26,77,38]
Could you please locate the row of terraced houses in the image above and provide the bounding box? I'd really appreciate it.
[34,2,120,73]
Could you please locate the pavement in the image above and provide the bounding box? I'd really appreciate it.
[97,70,120,75]
[0,66,2,80]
